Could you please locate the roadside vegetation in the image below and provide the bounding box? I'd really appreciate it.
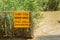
[0,0,60,39]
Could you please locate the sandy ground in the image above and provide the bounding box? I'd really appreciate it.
[32,11,60,40]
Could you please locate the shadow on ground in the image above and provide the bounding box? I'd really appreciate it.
[37,35,60,40]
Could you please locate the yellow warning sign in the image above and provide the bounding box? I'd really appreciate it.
[14,11,30,28]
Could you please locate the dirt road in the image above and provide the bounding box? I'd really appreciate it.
[33,11,60,40]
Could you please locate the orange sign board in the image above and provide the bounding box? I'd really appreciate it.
[14,11,30,28]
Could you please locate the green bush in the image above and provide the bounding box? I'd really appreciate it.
[47,0,60,11]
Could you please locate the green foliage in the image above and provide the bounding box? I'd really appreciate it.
[47,0,60,11]
[34,12,43,19]
[0,0,60,11]
[6,13,13,29]
[0,0,4,11]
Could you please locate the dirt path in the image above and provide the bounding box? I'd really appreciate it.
[33,11,60,40]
